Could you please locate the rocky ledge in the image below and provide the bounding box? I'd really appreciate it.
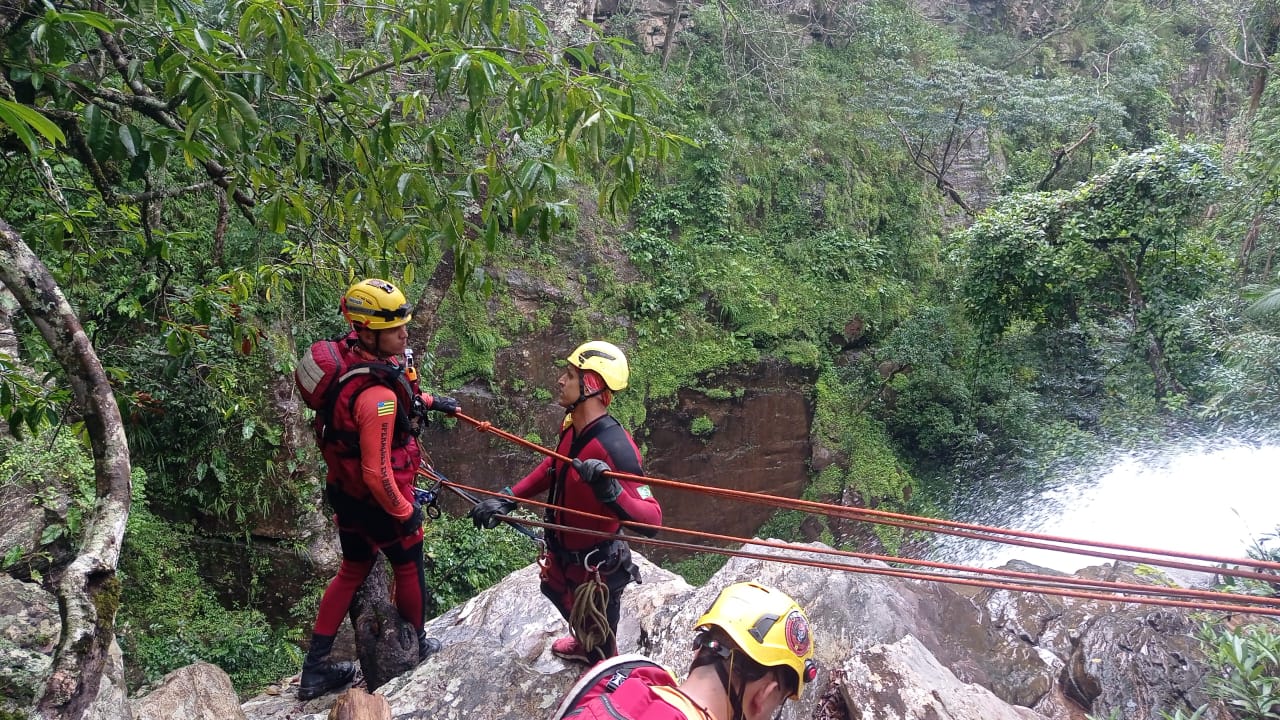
[4,542,1241,719]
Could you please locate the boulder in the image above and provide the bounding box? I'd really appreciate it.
[132,662,247,720]
[843,634,1047,719]
[0,575,59,717]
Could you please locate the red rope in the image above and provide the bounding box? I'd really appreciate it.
[441,479,1280,615]
[448,412,1280,586]
[453,412,1280,580]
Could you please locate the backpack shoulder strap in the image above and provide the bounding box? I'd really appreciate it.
[548,415,624,518]
[553,415,622,483]
[549,653,668,720]
[321,356,417,450]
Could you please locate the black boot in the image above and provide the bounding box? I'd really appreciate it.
[417,629,442,663]
[298,633,356,701]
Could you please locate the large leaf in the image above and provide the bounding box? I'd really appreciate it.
[0,99,65,152]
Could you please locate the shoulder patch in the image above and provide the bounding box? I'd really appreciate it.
[636,485,653,500]
[376,399,396,417]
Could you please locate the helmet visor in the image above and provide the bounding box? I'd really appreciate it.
[366,303,412,323]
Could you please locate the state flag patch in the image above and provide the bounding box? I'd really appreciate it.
[376,400,395,417]
[637,485,653,500]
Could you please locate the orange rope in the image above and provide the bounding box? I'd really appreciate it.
[441,479,1280,616]
[453,412,1280,583]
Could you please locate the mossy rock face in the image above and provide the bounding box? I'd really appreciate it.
[0,574,59,714]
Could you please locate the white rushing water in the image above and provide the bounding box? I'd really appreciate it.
[932,438,1280,583]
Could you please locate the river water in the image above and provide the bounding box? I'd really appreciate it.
[929,436,1280,584]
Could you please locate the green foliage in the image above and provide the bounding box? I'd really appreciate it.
[0,0,684,539]
[117,476,300,697]
[126,328,303,525]
[0,353,67,440]
[421,511,532,613]
[958,139,1227,400]
[1192,621,1280,719]
[662,551,729,587]
[1167,533,1280,718]
[0,428,96,575]
[809,366,920,551]
[689,415,715,437]
[2,0,685,283]
[433,290,509,387]
[1171,294,1280,425]
[758,510,809,544]
[881,308,1044,463]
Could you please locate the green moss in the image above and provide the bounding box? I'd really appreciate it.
[810,465,844,498]
[758,510,807,542]
[701,387,734,400]
[93,575,122,633]
[662,551,729,586]
[432,291,509,386]
[690,415,715,437]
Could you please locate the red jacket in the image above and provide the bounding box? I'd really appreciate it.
[322,337,419,521]
[552,655,699,720]
[511,415,661,551]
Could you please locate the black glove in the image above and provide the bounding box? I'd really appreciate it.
[468,497,517,530]
[401,503,425,535]
[573,458,622,504]
[424,394,460,415]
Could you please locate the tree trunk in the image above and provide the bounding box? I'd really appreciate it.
[1247,14,1280,116]
[661,2,684,70]
[410,248,455,349]
[0,218,133,720]
[330,688,392,720]
[1110,251,1184,397]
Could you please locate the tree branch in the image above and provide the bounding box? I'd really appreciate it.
[0,219,132,720]
[118,180,218,203]
[94,29,256,218]
[1037,124,1096,191]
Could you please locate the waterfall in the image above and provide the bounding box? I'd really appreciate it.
[930,438,1280,584]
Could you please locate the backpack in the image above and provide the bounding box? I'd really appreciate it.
[550,654,687,720]
[295,336,418,451]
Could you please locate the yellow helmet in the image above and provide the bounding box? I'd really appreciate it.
[694,582,817,699]
[341,279,412,330]
[566,340,629,391]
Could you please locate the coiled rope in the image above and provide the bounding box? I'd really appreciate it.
[567,568,613,657]
[449,413,1280,615]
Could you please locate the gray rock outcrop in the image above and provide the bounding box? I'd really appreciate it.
[132,662,248,720]
[229,543,1229,720]
[0,574,60,718]
[2,539,1236,720]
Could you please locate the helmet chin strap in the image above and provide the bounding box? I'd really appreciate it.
[701,638,747,720]
[563,371,604,413]
[724,653,747,720]
[353,326,395,359]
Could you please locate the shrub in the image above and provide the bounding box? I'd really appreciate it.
[117,477,299,697]
[663,551,729,587]
[421,512,534,614]
[690,415,715,437]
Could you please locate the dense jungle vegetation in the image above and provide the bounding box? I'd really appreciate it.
[3,0,1280,713]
